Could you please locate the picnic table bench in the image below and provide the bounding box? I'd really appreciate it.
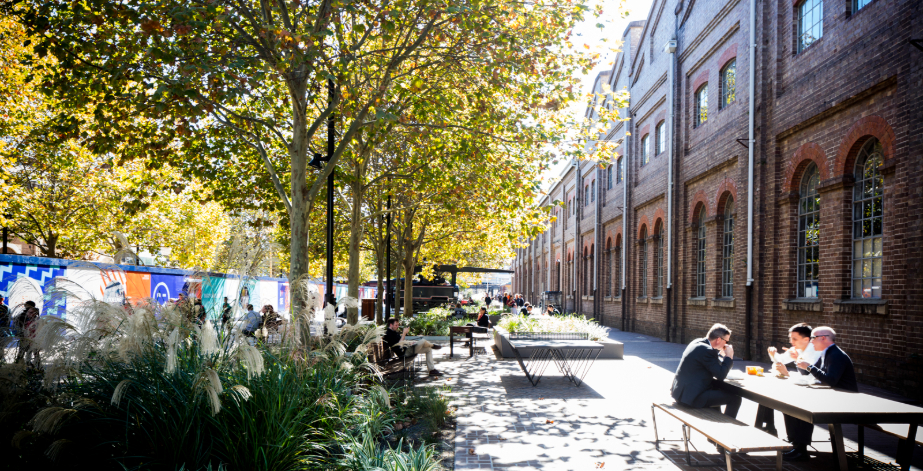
[719,373,923,471]
[859,423,922,464]
[652,402,793,471]
[449,325,489,358]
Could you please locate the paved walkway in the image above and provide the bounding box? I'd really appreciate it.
[420,329,923,471]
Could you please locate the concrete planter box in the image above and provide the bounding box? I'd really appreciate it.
[492,327,623,359]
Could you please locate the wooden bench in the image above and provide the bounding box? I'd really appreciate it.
[449,326,489,358]
[368,340,417,387]
[652,402,793,471]
[859,423,922,467]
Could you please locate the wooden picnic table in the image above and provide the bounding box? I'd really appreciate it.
[718,373,923,471]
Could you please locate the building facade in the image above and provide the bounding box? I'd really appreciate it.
[513,0,923,400]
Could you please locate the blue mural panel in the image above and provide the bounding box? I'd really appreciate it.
[0,262,66,318]
[150,274,187,305]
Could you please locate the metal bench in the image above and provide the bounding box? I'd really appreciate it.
[859,423,922,468]
[368,340,417,388]
[652,401,793,471]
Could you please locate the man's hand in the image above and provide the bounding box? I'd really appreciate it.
[403,327,410,335]
[724,345,734,359]
[786,347,799,359]
[796,360,811,370]
[773,362,790,376]
[768,346,777,359]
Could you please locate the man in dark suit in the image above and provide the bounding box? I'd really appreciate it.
[671,323,741,418]
[783,326,858,462]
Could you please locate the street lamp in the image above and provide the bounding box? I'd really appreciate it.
[309,79,337,308]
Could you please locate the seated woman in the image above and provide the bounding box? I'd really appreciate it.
[463,307,491,347]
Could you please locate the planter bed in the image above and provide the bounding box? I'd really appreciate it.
[492,327,623,359]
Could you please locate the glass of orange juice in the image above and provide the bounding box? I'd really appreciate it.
[746,366,757,375]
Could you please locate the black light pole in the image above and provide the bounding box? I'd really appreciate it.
[309,80,337,309]
[385,187,392,321]
[324,79,336,308]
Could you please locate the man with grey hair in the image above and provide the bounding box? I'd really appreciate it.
[671,323,741,418]
[783,326,858,462]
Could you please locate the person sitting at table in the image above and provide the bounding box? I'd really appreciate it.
[383,318,444,376]
[782,326,859,462]
[463,307,491,347]
[754,323,818,435]
[670,323,741,419]
[522,304,533,316]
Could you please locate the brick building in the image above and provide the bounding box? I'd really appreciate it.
[513,0,923,400]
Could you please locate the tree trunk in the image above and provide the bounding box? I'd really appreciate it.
[288,77,312,352]
[345,167,364,325]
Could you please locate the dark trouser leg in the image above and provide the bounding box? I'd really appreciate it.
[756,404,777,431]
[697,388,742,418]
[783,414,814,447]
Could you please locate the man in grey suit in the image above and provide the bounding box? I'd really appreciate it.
[671,323,741,418]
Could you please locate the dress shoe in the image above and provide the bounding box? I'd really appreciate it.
[431,344,443,350]
[428,369,444,376]
[782,450,810,462]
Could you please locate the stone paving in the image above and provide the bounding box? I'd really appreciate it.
[417,329,923,471]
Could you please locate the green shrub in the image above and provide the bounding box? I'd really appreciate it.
[406,387,452,435]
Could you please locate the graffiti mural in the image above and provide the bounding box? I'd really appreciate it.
[0,255,375,325]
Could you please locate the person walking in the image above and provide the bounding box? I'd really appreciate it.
[484,294,492,309]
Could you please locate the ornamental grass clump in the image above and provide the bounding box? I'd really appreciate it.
[497,314,610,341]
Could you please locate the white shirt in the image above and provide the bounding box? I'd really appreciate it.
[800,343,821,366]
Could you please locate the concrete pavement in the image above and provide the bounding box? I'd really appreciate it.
[420,328,923,470]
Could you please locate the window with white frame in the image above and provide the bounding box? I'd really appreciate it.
[722,197,735,298]
[798,0,823,53]
[656,121,666,155]
[617,157,624,183]
[607,165,613,189]
[641,134,650,165]
[695,210,707,297]
[853,0,872,12]
[695,84,708,127]
[797,163,820,298]
[852,138,883,298]
[591,180,596,202]
[605,241,612,297]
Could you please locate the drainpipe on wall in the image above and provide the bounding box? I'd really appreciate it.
[622,111,632,332]
[574,159,581,317]
[594,165,600,321]
[665,37,677,342]
[745,0,756,360]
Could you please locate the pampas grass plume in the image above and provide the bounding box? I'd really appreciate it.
[111,379,132,407]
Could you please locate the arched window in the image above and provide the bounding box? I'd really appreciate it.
[615,236,622,296]
[591,180,596,202]
[556,260,561,290]
[656,121,666,155]
[695,84,708,127]
[583,248,589,296]
[655,223,664,297]
[722,197,735,298]
[585,185,590,207]
[589,244,595,295]
[852,139,883,298]
[617,157,624,183]
[797,163,820,298]
[640,227,648,297]
[605,239,612,297]
[641,134,650,165]
[607,165,613,189]
[695,209,707,297]
[720,60,736,109]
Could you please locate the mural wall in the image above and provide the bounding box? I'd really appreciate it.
[0,254,375,322]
